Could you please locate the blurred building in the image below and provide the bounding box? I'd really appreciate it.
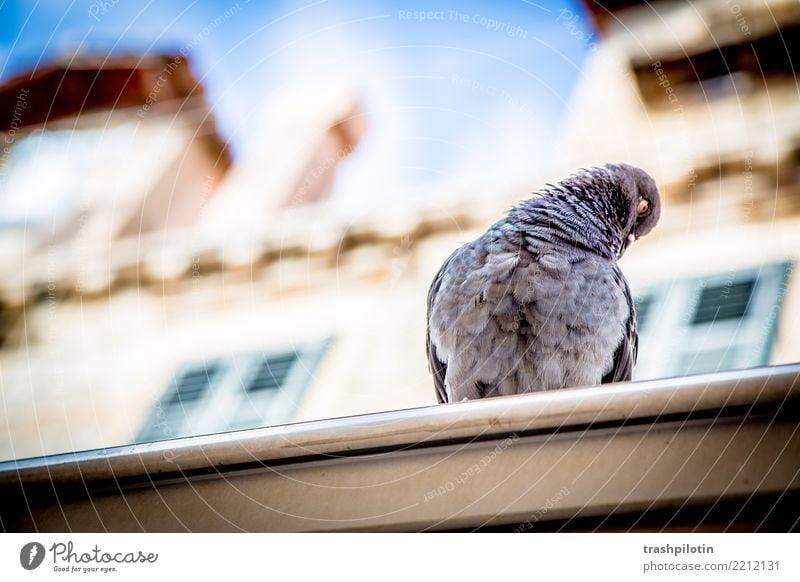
[2,0,800,461]
[556,0,800,379]
[0,51,501,459]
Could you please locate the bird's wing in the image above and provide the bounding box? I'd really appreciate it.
[426,253,456,404]
[602,270,638,384]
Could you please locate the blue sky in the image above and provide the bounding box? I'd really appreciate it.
[0,0,595,212]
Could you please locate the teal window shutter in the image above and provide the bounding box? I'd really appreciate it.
[136,339,331,443]
[633,262,792,381]
[227,339,331,430]
[136,360,227,443]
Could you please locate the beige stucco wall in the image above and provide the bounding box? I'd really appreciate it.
[4,0,800,462]
[0,227,486,460]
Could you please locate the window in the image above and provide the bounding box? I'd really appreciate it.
[633,295,654,331]
[136,340,330,443]
[691,280,755,325]
[633,263,792,380]
[632,24,800,108]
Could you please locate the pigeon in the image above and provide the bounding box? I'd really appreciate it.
[426,163,661,403]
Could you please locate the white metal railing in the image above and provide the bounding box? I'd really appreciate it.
[1,364,798,531]
[2,363,799,485]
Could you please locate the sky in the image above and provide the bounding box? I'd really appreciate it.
[0,0,595,214]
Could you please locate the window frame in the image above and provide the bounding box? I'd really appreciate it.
[633,262,792,380]
[136,339,330,443]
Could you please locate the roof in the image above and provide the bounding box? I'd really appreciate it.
[0,191,504,306]
[0,53,205,131]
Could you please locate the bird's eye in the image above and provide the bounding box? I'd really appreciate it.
[637,198,650,216]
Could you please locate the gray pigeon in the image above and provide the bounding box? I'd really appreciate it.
[426,163,661,402]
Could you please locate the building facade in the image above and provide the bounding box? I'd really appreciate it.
[556,0,800,380]
[1,0,799,462]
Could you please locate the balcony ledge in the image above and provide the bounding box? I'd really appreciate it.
[1,364,798,532]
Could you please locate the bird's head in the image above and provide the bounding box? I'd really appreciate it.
[603,163,661,255]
